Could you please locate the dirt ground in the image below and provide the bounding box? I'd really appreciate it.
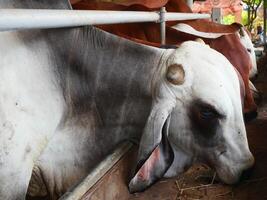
[128,56,267,200]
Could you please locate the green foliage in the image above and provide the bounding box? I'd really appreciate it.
[242,0,263,31]
[243,0,262,5]
[222,15,235,25]
[222,11,248,26]
[242,11,248,25]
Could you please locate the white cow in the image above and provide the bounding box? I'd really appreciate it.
[0,0,254,199]
[173,23,258,79]
[238,27,258,79]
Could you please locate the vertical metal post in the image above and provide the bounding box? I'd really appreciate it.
[186,0,193,8]
[212,7,222,23]
[160,7,166,45]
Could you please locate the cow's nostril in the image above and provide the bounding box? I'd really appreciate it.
[244,111,258,122]
[239,165,255,182]
[255,73,258,79]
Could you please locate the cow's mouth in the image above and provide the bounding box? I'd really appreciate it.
[198,157,240,184]
[214,161,255,185]
[214,166,241,184]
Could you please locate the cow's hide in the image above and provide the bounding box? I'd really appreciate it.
[0,0,254,199]
[72,0,258,117]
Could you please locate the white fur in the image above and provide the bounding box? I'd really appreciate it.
[160,41,254,184]
[173,24,258,79]
[173,23,230,39]
[0,31,64,199]
[0,32,254,198]
[239,28,258,78]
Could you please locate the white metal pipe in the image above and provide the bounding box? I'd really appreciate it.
[164,13,210,21]
[160,7,166,45]
[186,0,193,8]
[0,9,210,31]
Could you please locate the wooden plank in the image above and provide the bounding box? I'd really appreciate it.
[60,142,136,200]
[80,145,137,200]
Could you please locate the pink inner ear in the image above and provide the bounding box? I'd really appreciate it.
[136,146,161,181]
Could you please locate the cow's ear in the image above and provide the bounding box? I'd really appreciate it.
[239,27,245,37]
[129,102,175,193]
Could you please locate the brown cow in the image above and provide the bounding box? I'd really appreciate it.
[71,0,257,120]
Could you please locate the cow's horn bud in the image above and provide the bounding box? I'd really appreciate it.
[166,64,185,85]
[195,38,205,44]
[195,38,210,47]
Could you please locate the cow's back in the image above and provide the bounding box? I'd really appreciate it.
[0,1,167,199]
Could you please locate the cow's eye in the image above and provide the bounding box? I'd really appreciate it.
[247,48,252,53]
[199,109,216,120]
[190,100,225,127]
[199,108,217,120]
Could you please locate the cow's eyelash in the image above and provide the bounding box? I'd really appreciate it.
[199,107,220,118]
[196,102,225,119]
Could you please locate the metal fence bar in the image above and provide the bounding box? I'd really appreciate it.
[211,7,222,23]
[159,7,166,45]
[186,0,193,8]
[164,13,210,21]
[0,9,210,32]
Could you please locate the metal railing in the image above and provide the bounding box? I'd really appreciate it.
[0,8,210,44]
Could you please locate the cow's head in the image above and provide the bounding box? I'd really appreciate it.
[238,27,258,79]
[129,41,254,193]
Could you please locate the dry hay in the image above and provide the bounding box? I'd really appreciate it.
[174,164,267,200]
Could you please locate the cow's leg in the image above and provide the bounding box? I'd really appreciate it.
[0,137,34,200]
[0,117,50,200]
[0,31,65,199]
[0,80,62,198]
[28,116,107,200]
[0,110,62,200]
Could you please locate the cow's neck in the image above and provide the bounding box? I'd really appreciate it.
[1,0,169,153]
[46,25,167,141]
